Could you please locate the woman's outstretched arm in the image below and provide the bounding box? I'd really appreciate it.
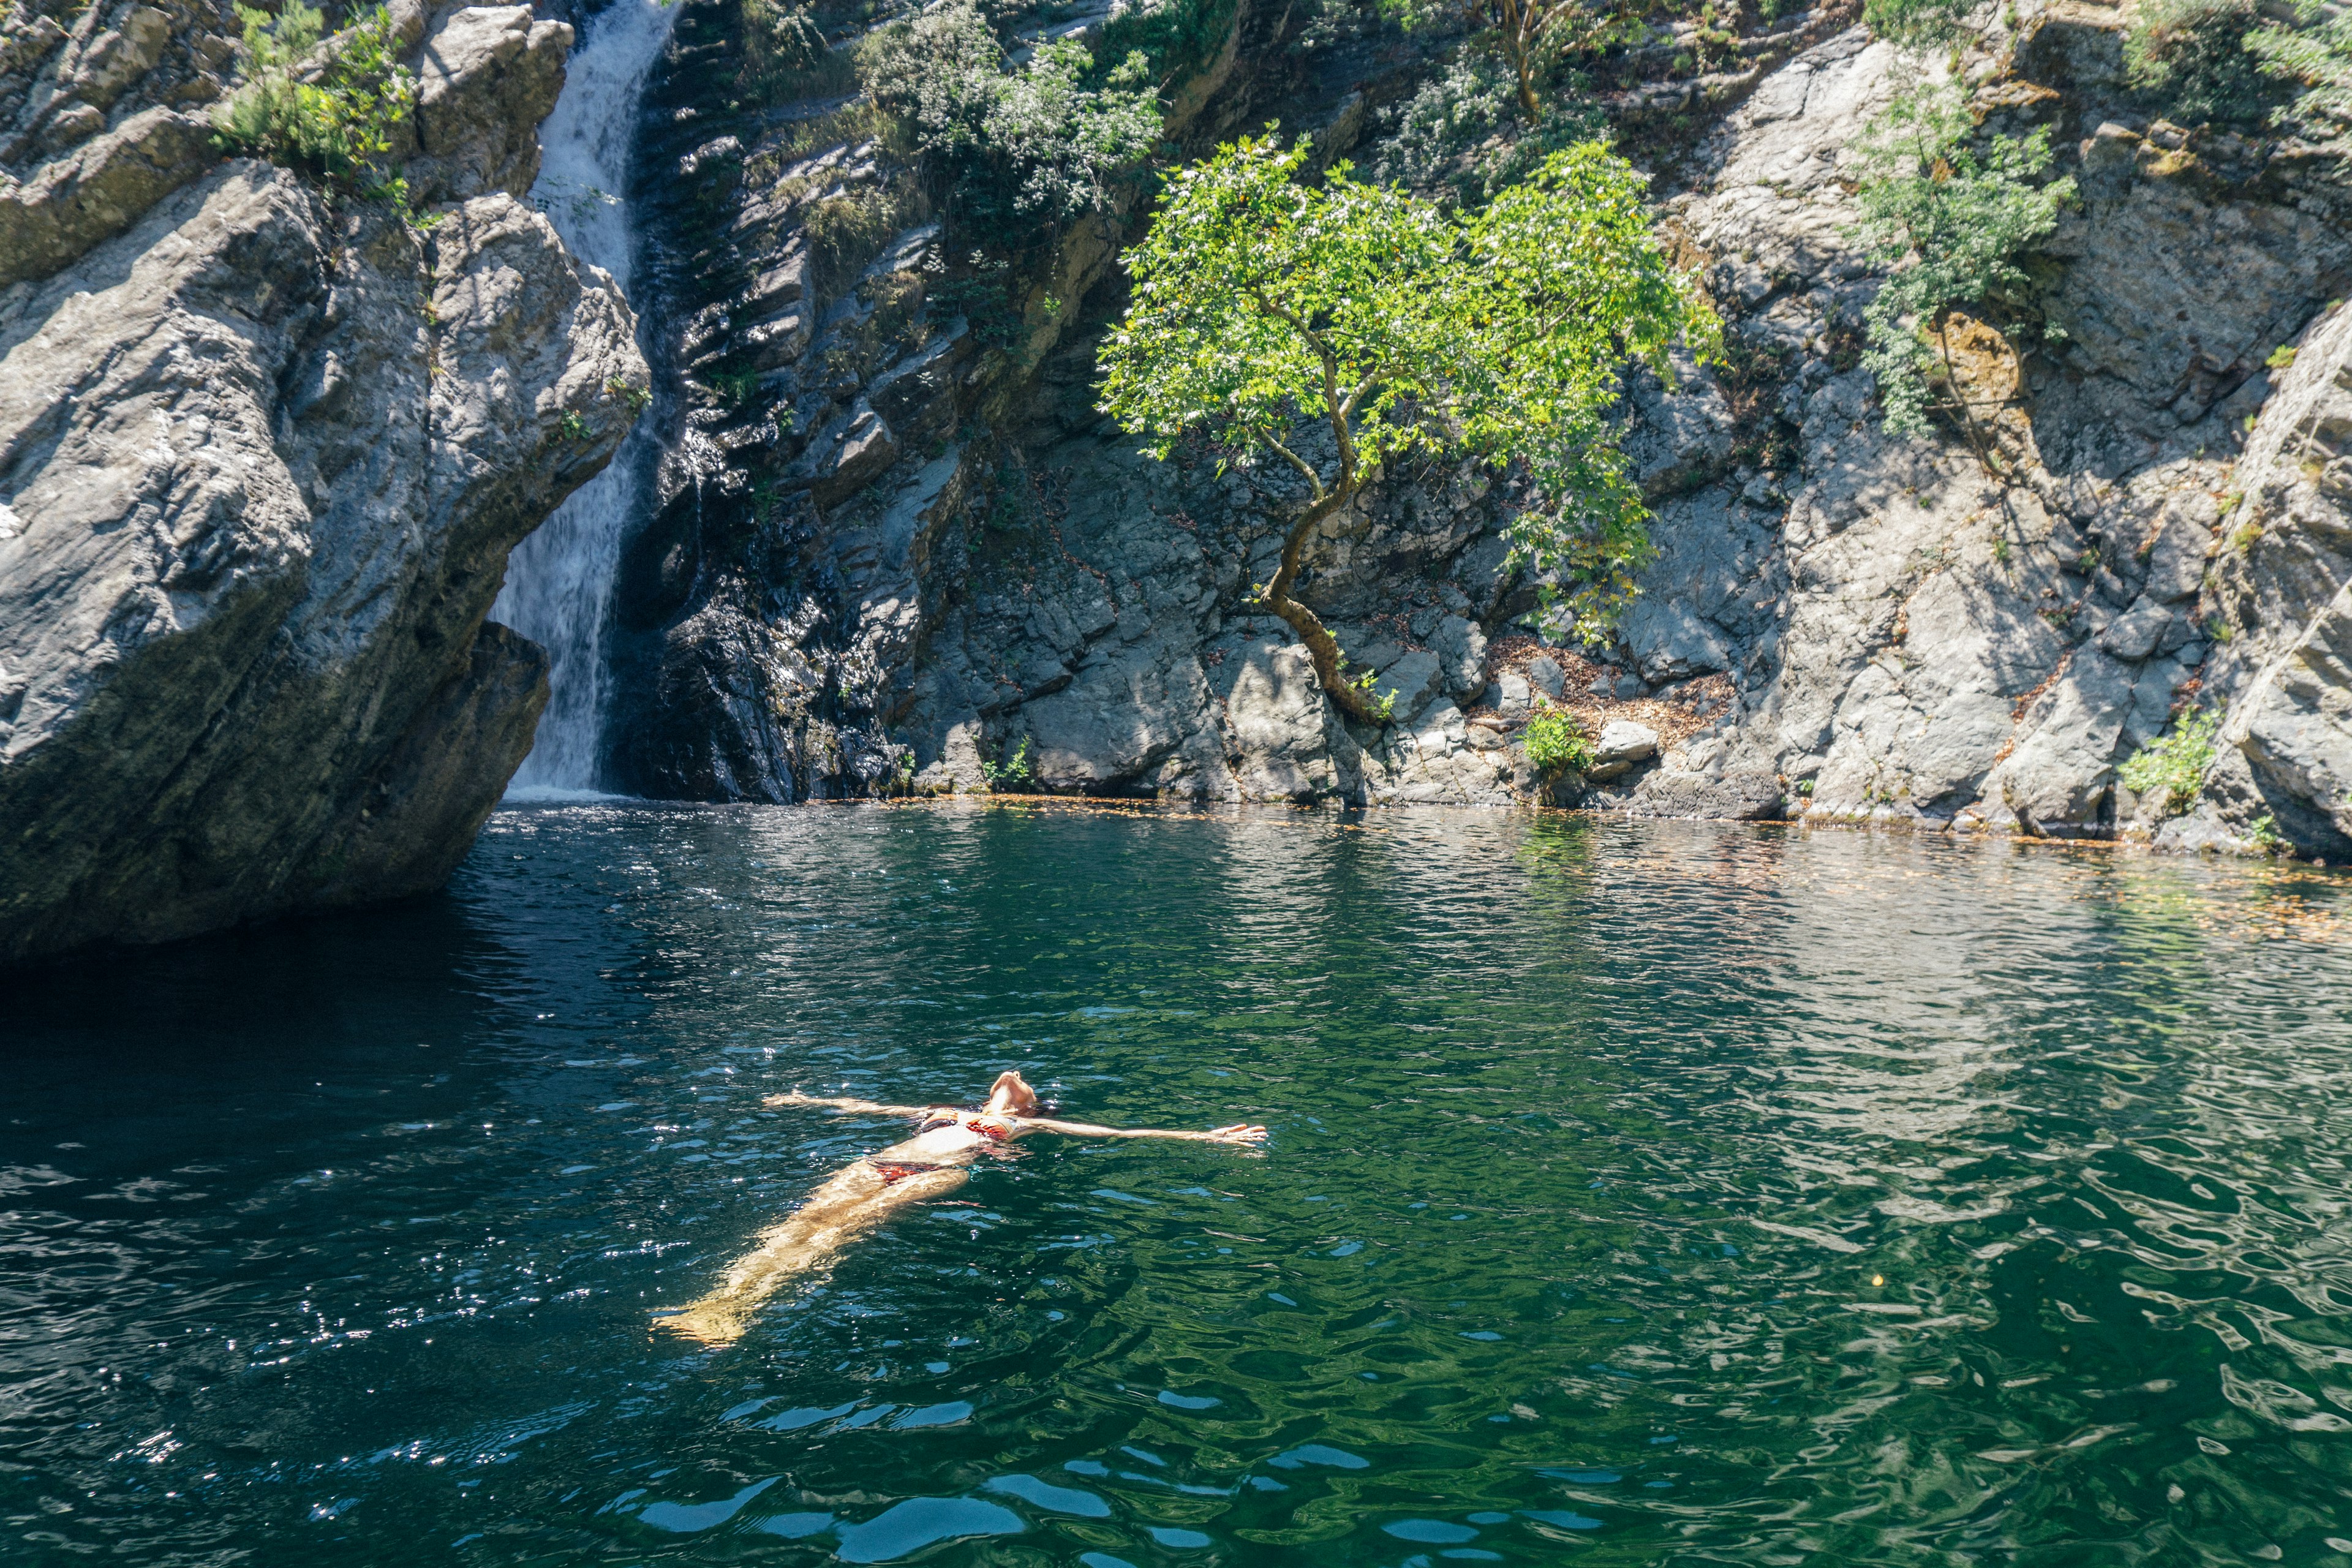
[1017,1117,1267,1145]
[764,1090,940,1117]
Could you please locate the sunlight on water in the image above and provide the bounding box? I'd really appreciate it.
[6,807,2351,1566]
[491,0,674,793]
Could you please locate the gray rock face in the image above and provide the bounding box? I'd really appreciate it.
[1605,16,2350,850]
[404,4,571,204]
[2197,301,2352,856]
[0,7,644,962]
[596,0,2352,856]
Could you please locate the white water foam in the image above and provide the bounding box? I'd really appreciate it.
[493,0,677,794]
[500,784,642,806]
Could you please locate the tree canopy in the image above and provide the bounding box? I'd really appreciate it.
[1097,134,1716,722]
[1379,0,1641,118]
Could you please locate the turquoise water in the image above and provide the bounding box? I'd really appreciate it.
[7,805,2352,1566]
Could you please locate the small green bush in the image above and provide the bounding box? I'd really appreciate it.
[2125,0,2275,125]
[857,1,1158,255]
[1849,81,2074,450]
[215,1,416,194]
[981,735,1036,791]
[2118,706,2220,816]
[1521,704,1595,775]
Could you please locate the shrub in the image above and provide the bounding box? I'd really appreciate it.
[2248,0,2352,138]
[981,735,1036,791]
[2125,0,2276,125]
[1862,0,1973,44]
[1849,81,2074,454]
[215,1,416,194]
[739,0,856,103]
[2118,706,2220,816]
[858,1,1159,255]
[1522,704,1595,774]
[1096,0,1242,93]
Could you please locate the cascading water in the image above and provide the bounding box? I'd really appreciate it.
[492,0,677,799]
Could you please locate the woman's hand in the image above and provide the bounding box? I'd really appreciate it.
[1201,1123,1268,1145]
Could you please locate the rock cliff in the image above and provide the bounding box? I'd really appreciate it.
[597,0,2352,856]
[1618,12,2351,849]
[0,0,644,963]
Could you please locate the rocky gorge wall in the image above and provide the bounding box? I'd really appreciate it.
[1627,10,2352,857]
[0,0,646,963]
[11,0,2351,970]
[600,0,2352,859]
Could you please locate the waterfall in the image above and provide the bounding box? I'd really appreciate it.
[493,0,677,800]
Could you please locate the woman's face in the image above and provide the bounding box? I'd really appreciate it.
[983,1071,1039,1117]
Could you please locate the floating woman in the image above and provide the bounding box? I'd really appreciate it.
[660,1070,1268,1345]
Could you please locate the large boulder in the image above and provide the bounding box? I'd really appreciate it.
[0,0,646,963]
[405,5,573,203]
[0,167,641,963]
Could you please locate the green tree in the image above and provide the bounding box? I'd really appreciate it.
[1849,80,2073,458]
[1096,134,1716,723]
[1379,0,1642,119]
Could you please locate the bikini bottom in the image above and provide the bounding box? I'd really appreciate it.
[869,1159,957,1186]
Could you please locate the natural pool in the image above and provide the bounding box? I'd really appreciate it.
[7,805,2351,1566]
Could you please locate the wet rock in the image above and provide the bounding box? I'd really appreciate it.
[1622,767,1784,819]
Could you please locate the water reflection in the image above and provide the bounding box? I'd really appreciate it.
[3,806,2349,1566]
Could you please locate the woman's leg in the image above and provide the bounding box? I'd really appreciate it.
[661,1163,969,1344]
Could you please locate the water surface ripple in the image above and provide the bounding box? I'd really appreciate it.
[6,807,2351,1566]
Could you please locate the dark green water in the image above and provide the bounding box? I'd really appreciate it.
[8,805,2352,1567]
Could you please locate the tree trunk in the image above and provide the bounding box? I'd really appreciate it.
[1510,40,1541,119]
[1259,489,1391,726]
